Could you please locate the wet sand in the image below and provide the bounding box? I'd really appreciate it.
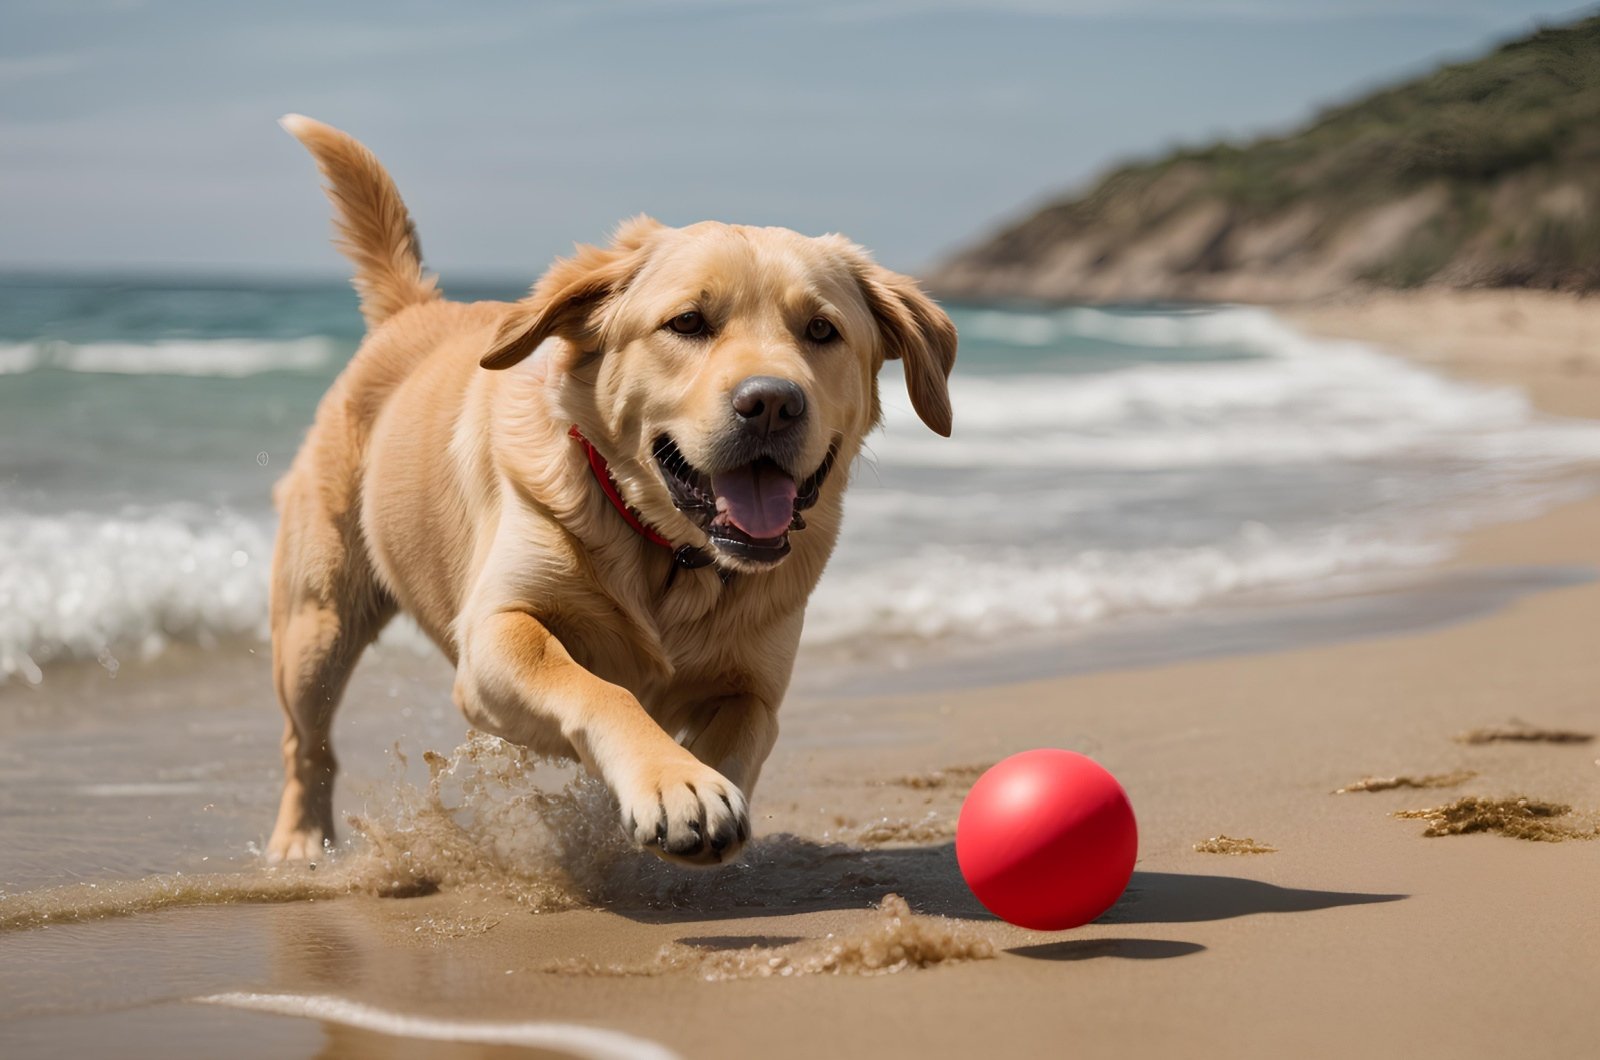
[4,294,1600,1058]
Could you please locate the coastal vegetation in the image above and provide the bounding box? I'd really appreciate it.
[930,15,1600,302]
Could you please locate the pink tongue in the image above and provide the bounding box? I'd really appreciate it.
[711,463,798,540]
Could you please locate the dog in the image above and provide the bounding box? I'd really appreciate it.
[267,115,956,867]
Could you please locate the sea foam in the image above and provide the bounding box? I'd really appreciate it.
[803,526,1450,647]
[0,509,270,682]
[874,307,1592,470]
[193,996,680,1060]
[0,336,337,377]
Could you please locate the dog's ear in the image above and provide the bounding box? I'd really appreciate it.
[857,264,958,436]
[481,215,663,371]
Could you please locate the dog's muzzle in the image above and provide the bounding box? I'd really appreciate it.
[653,435,837,567]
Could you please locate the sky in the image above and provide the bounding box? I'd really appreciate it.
[2,0,1593,279]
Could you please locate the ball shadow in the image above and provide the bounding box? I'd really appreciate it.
[1105,870,1407,924]
[603,838,1406,928]
[1007,938,1206,961]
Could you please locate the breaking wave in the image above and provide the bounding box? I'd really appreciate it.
[805,525,1450,647]
[0,336,338,377]
[0,509,270,682]
[875,307,1600,470]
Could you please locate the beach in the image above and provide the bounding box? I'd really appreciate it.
[3,291,1599,1059]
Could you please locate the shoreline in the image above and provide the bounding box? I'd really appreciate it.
[1280,288,1600,420]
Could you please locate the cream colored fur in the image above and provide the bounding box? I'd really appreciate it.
[267,115,957,866]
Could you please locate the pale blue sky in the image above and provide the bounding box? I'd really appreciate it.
[2,1,1591,276]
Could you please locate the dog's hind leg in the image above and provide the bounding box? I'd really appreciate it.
[265,492,394,863]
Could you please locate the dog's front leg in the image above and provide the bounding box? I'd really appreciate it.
[683,693,781,805]
[454,610,750,865]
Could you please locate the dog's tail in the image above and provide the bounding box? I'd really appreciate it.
[280,114,440,329]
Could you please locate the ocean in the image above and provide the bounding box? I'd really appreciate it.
[5,275,1600,686]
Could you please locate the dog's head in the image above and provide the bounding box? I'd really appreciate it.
[481,217,956,573]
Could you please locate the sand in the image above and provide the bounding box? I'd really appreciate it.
[4,291,1600,1059]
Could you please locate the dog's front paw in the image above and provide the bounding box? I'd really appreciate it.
[617,755,750,866]
[265,824,330,865]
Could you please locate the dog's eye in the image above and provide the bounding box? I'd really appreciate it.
[806,317,838,343]
[667,311,706,337]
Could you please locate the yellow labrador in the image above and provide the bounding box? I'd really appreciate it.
[267,116,956,866]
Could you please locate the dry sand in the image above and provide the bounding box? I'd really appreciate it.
[4,291,1600,1059]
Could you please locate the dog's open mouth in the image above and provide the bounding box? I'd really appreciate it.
[653,436,837,566]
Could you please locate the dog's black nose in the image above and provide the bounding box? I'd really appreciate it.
[730,376,806,435]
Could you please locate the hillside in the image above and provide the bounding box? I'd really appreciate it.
[928,15,1600,304]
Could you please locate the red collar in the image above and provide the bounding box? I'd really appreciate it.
[569,426,713,571]
[569,425,674,550]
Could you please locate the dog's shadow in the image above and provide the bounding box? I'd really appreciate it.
[596,836,1405,931]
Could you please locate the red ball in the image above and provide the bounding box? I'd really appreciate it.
[956,749,1138,930]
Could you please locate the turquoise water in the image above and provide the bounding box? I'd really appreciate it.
[2,274,1599,680]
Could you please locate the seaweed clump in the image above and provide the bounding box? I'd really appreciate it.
[1194,835,1277,855]
[1334,770,1476,794]
[1454,722,1593,745]
[1395,796,1598,841]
